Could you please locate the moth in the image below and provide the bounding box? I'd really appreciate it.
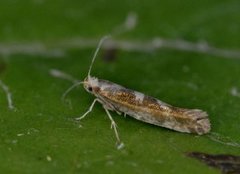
[51,36,211,148]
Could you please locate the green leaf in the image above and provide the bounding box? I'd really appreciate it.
[0,0,240,173]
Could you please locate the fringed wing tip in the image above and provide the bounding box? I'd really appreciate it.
[184,109,211,135]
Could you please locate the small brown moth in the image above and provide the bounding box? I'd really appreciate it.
[52,36,211,148]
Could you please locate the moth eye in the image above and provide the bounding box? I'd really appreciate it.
[88,87,93,92]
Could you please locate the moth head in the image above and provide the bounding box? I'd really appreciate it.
[56,36,110,101]
[83,76,100,94]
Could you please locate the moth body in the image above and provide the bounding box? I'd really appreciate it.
[84,76,210,135]
[51,36,211,148]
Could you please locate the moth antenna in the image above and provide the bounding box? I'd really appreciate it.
[61,81,84,102]
[88,35,111,78]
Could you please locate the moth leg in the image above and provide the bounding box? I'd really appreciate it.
[75,98,100,121]
[100,99,122,115]
[104,108,124,149]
